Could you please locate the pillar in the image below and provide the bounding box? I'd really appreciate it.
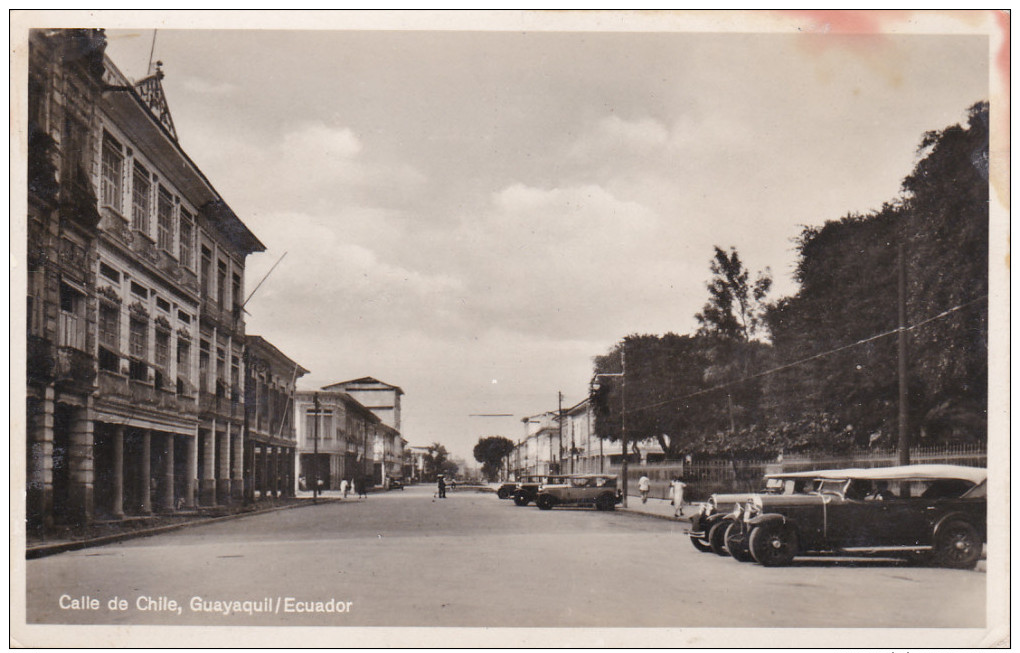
[111,425,125,519]
[200,427,216,506]
[66,399,95,525]
[139,428,152,514]
[286,449,295,497]
[184,431,197,509]
[262,445,271,499]
[27,387,55,530]
[231,425,243,502]
[159,433,175,512]
[216,426,231,503]
[272,446,280,498]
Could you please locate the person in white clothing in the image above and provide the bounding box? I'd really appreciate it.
[668,477,688,517]
[638,475,651,504]
[340,478,349,499]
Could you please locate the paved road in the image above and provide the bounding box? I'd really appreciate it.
[26,485,985,628]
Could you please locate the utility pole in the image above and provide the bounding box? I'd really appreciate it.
[557,392,564,475]
[620,345,628,508]
[312,392,319,504]
[897,233,910,466]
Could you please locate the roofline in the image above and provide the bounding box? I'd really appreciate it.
[321,377,404,395]
[245,335,309,376]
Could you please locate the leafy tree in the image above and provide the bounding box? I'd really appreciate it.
[473,435,515,481]
[695,246,772,343]
[423,443,450,481]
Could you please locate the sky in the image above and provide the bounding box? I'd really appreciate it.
[100,15,990,464]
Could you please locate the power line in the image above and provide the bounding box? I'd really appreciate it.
[624,295,988,416]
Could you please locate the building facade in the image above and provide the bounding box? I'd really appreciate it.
[26,29,265,529]
[245,336,307,500]
[321,377,406,487]
[294,391,380,491]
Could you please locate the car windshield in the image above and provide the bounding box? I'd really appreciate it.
[816,479,849,496]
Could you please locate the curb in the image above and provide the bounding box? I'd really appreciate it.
[25,497,341,560]
[617,506,691,525]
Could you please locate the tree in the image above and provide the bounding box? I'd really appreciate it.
[473,436,515,482]
[695,246,772,343]
[422,443,450,481]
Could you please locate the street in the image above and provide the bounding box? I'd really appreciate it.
[26,485,985,628]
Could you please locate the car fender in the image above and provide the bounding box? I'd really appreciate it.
[933,511,985,543]
[745,513,791,530]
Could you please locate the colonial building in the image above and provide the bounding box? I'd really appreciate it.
[294,390,380,491]
[245,336,307,500]
[26,29,265,529]
[321,377,406,486]
[514,411,562,476]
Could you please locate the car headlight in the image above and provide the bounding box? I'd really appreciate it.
[730,502,742,519]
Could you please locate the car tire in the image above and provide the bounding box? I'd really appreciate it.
[497,488,511,500]
[513,494,529,507]
[708,521,730,556]
[749,523,798,567]
[690,535,713,552]
[725,521,754,562]
[595,494,616,512]
[536,495,555,511]
[934,520,982,569]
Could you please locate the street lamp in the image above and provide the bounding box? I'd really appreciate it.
[591,346,627,507]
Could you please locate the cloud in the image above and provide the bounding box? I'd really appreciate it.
[178,75,238,95]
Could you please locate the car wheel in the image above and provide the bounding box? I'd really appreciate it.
[497,488,511,500]
[749,523,798,567]
[690,535,713,552]
[513,494,529,507]
[725,522,754,562]
[934,520,982,569]
[595,494,616,512]
[536,495,555,511]
[708,521,730,556]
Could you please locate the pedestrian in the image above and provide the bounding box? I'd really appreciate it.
[668,476,688,517]
[358,477,369,499]
[437,474,447,499]
[638,474,651,504]
[340,478,349,499]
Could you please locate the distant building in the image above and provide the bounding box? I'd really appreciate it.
[294,390,379,490]
[321,377,403,431]
[245,336,307,500]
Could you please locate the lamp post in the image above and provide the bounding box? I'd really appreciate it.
[592,345,627,507]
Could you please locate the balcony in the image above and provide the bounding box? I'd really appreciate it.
[54,346,96,388]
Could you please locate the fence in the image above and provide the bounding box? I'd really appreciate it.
[608,443,987,502]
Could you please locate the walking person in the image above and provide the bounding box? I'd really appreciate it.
[358,477,369,499]
[638,474,651,504]
[668,476,688,517]
[437,474,447,499]
[340,478,349,499]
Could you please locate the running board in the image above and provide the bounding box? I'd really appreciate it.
[841,545,933,553]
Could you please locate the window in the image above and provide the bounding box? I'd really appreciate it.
[217,260,227,309]
[131,163,151,235]
[130,281,148,298]
[156,296,170,312]
[305,410,333,441]
[58,283,85,351]
[101,134,124,212]
[154,328,170,370]
[200,246,212,297]
[98,303,120,372]
[128,318,148,381]
[232,273,242,315]
[157,187,174,252]
[176,339,191,395]
[179,209,194,268]
[178,310,191,324]
[199,340,210,394]
[99,262,120,282]
[216,347,226,397]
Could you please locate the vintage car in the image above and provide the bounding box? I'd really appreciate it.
[495,481,518,499]
[386,478,404,490]
[513,475,569,506]
[736,464,986,568]
[688,473,822,556]
[535,474,622,511]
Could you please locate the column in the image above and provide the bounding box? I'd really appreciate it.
[139,429,152,514]
[285,449,295,497]
[27,388,55,530]
[67,398,95,525]
[184,431,197,509]
[216,426,231,503]
[159,433,175,512]
[231,425,244,502]
[111,425,125,519]
[261,445,270,499]
[200,427,216,506]
[272,446,280,498]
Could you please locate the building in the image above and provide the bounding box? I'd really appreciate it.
[26,29,265,529]
[405,445,431,482]
[321,377,406,486]
[244,336,307,500]
[294,390,380,491]
[514,411,562,476]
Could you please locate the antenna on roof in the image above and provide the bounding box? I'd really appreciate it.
[243,251,287,308]
[147,29,158,75]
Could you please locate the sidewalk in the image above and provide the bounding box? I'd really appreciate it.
[617,496,692,524]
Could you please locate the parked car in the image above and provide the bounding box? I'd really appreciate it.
[513,475,569,506]
[387,478,404,490]
[736,464,986,568]
[688,473,822,557]
[535,475,622,511]
[496,481,517,500]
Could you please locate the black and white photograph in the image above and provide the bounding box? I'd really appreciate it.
[11,10,1009,648]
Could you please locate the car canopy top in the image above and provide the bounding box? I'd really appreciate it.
[765,464,986,485]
